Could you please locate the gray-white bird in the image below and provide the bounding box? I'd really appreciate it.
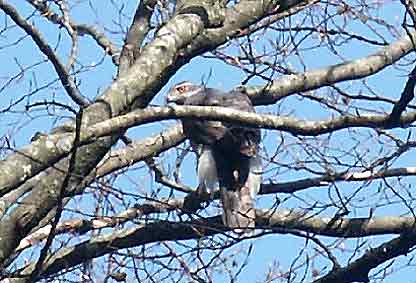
[166,81,262,232]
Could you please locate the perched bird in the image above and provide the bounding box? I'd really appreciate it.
[166,81,262,232]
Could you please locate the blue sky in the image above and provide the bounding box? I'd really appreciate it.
[2,0,416,282]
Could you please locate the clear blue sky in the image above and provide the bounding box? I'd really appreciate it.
[1,0,415,282]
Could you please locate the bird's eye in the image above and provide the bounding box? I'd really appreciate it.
[177,86,186,93]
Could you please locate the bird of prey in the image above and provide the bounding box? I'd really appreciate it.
[166,81,262,232]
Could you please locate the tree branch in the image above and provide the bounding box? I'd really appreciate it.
[30,109,83,280]
[0,0,306,203]
[15,163,416,256]
[11,209,416,280]
[239,30,416,105]
[314,232,416,283]
[3,102,416,199]
[0,0,89,106]
[11,125,185,254]
[0,1,322,266]
[77,105,416,140]
[117,0,157,76]
[26,0,120,64]
[386,64,416,126]
[261,166,416,194]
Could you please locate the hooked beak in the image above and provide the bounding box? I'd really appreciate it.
[165,92,176,104]
[165,94,184,105]
[165,96,173,104]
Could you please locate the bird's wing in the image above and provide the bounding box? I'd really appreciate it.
[183,88,261,156]
[181,88,226,145]
[181,87,262,233]
[197,145,218,193]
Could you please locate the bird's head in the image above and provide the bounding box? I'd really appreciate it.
[166,81,203,105]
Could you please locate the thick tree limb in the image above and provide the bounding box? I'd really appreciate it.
[95,124,185,178]
[314,232,416,283]
[240,30,416,105]
[0,7,209,266]
[117,0,157,76]
[76,105,416,140]
[14,163,416,255]
[10,209,416,281]
[0,132,76,197]
[3,102,416,198]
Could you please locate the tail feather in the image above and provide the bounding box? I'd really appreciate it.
[220,186,256,234]
[219,154,262,234]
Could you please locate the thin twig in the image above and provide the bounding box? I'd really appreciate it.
[30,108,84,280]
[0,0,89,106]
[387,65,416,125]
[26,0,120,63]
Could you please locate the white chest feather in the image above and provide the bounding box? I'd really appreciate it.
[197,146,219,192]
[197,145,262,199]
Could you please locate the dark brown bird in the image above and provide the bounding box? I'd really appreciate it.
[167,81,262,233]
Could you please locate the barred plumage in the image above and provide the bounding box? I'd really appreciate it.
[167,82,262,233]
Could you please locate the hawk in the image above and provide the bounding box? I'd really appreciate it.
[166,81,262,232]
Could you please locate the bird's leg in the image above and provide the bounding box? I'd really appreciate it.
[183,189,207,213]
[182,183,212,214]
[196,184,211,205]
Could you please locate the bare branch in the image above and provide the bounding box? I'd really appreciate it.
[16,197,186,253]
[314,232,416,283]
[401,0,416,27]
[19,164,416,251]
[0,0,89,106]
[4,102,416,198]
[118,0,157,76]
[239,31,416,105]
[238,0,320,37]
[145,157,193,193]
[261,166,416,194]
[78,105,416,139]
[26,0,120,63]
[12,125,185,253]
[386,65,416,126]
[0,0,292,199]
[12,209,416,280]
[95,125,185,178]
[30,109,84,280]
